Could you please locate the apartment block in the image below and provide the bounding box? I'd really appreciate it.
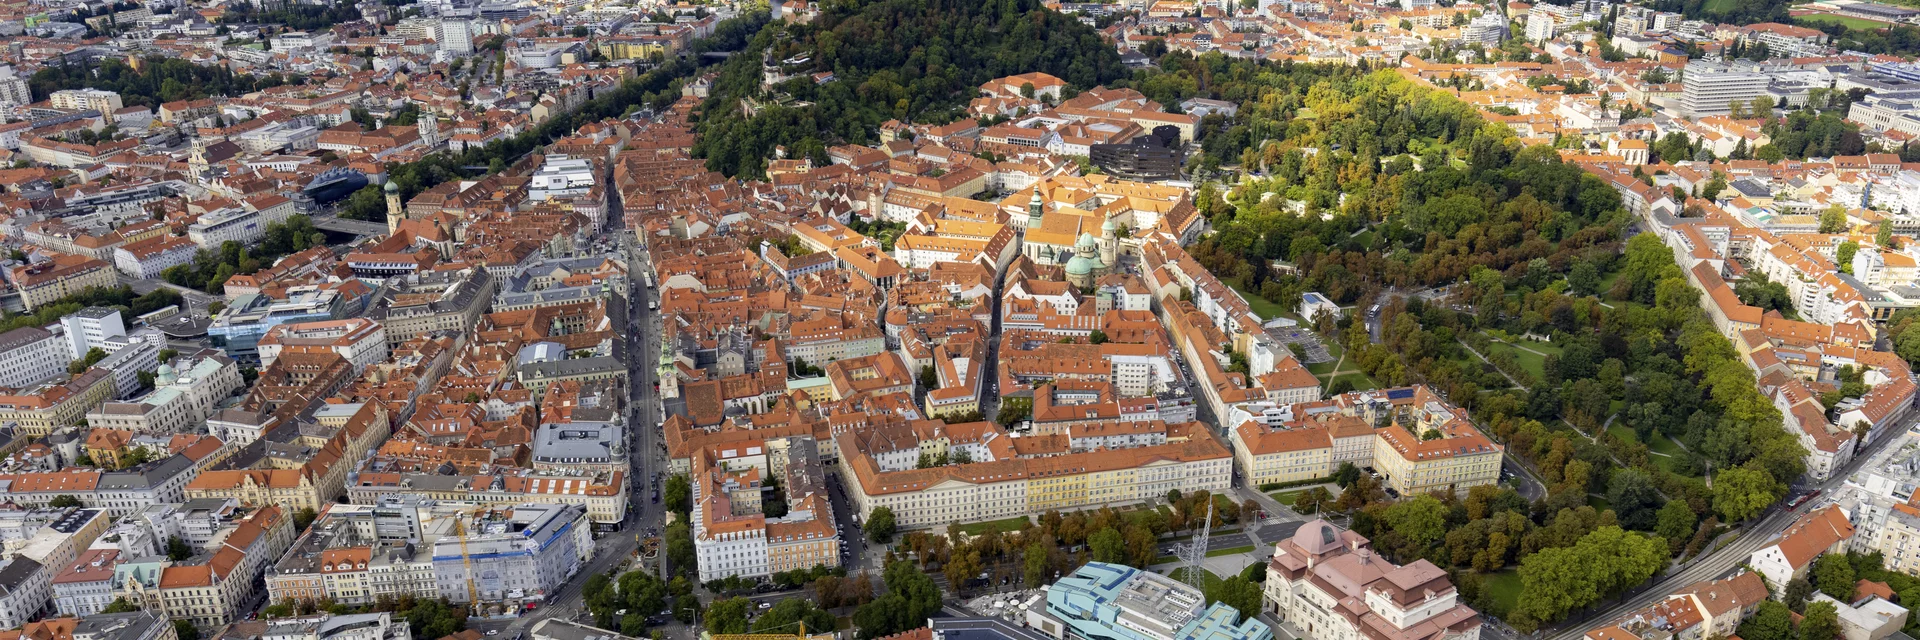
[9,255,116,311]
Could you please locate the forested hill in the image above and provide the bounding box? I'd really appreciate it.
[692,0,1128,178]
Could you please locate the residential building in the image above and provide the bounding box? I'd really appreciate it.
[1585,573,1769,640]
[111,237,196,280]
[138,506,293,627]
[10,256,116,311]
[49,89,124,113]
[0,557,49,629]
[53,548,120,617]
[0,369,117,437]
[690,436,839,582]
[1751,506,1855,592]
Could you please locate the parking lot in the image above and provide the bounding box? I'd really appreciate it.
[1266,325,1333,364]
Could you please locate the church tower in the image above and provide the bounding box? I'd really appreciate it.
[1027,189,1044,230]
[1100,216,1119,268]
[385,181,403,236]
[418,113,441,149]
[187,141,209,181]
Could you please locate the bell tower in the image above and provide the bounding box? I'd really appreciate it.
[1026,189,1044,230]
[385,181,403,236]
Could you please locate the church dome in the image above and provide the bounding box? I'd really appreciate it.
[1065,255,1099,276]
[1076,232,1098,249]
[1102,217,1117,232]
[384,181,399,194]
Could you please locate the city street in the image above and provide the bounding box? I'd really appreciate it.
[467,168,670,639]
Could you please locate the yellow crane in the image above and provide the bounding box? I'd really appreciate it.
[452,506,489,614]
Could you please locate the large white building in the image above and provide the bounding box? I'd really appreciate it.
[691,437,840,582]
[49,89,124,114]
[1264,520,1481,640]
[528,156,596,201]
[256,318,389,371]
[429,503,592,609]
[85,353,243,435]
[0,327,73,390]
[186,196,297,250]
[438,19,474,54]
[1681,62,1772,118]
[836,419,1233,530]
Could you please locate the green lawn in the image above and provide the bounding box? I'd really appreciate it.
[1480,340,1546,382]
[1704,0,1740,13]
[1227,282,1293,322]
[1480,571,1523,616]
[1206,545,1257,557]
[1588,494,1613,512]
[1352,230,1376,251]
[1305,340,1349,374]
[1596,267,1624,295]
[1167,567,1226,590]
[1270,489,1307,505]
[1795,13,1892,28]
[1605,422,1635,443]
[1648,433,1685,457]
[1325,371,1379,391]
[1476,331,1559,383]
[1154,555,1180,565]
[956,516,1031,536]
[1119,507,1176,531]
[1605,422,1686,458]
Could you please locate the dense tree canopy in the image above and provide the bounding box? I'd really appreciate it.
[30,56,296,107]
[851,561,942,639]
[693,0,1128,177]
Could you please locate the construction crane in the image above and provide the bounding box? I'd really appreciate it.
[452,506,489,614]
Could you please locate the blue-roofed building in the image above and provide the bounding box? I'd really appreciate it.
[1028,562,1272,640]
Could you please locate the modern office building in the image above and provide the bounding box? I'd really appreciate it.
[1027,563,1272,640]
[208,287,355,363]
[0,327,71,389]
[1681,61,1771,118]
[1089,129,1184,182]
